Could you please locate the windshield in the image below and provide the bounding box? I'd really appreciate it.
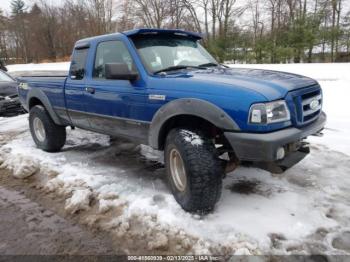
[0,70,14,82]
[131,35,218,74]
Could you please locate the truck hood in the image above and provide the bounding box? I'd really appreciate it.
[183,68,318,100]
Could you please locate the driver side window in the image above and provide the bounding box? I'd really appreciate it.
[93,41,134,79]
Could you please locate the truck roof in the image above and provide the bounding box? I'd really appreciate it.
[74,29,202,49]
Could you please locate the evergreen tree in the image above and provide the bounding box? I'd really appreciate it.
[11,0,26,15]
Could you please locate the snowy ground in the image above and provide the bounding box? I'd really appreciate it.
[1,63,350,255]
[7,62,69,73]
[0,185,117,255]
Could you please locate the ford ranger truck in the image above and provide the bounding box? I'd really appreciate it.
[18,29,326,213]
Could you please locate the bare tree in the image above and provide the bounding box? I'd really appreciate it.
[133,0,169,28]
[181,0,202,33]
[0,9,9,61]
[116,0,137,31]
[10,0,30,63]
[86,0,115,34]
[330,0,342,61]
[335,0,342,58]
[198,0,210,41]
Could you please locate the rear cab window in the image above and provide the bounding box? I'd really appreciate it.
[70,47,89,80]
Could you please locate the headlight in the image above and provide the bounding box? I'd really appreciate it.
[249,100,290,124]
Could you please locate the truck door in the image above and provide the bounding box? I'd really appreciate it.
[65,45,91,129]
[84,40,148,141]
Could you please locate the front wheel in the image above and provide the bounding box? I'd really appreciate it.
[165,128,224,213]
[29,105,66,152]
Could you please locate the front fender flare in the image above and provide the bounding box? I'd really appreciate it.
[27,88,63,126]
[149,98,240,149]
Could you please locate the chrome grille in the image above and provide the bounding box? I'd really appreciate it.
[288,85,323,126]
[300,88,322,124]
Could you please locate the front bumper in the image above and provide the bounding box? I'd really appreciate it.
[224,112,326,169]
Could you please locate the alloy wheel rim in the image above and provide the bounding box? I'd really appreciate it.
[33,117,46,142]
[169,148,187,192]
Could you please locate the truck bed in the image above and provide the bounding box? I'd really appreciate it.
[17,73,68,122]
[10,70,68,78]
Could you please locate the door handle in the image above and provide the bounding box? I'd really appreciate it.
[85,87,95,94]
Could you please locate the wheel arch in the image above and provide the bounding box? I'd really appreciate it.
[149,98,240,150]
[27,89,63,126]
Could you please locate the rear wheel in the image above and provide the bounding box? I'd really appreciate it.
[29,105,66,152]
[165,128,224,213]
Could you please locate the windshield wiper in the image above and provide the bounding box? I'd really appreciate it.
[154,65,205,75]
[199,62,230,69]
[198,62,219,68]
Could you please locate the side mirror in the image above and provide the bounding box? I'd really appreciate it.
[105,63,138,81]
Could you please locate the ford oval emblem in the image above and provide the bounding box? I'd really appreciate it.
[310,99,320,110]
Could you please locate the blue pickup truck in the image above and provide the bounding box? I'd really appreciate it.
[18,29,326,213]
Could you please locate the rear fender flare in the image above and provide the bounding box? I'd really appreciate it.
[27,88,63,125]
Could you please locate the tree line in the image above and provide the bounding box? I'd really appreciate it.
[0,0,349,64]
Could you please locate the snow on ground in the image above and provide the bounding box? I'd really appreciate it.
[0,62,350,255]
[7,62,70,73]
